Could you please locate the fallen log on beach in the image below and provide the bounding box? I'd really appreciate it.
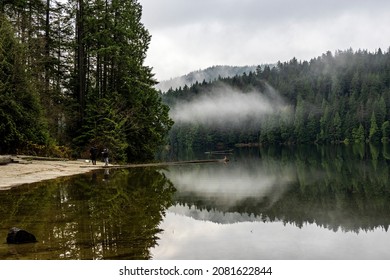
[0,156,13,165]
[0,156,22,165]
[0,155,36,165]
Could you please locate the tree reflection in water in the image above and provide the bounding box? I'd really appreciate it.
[153,144,390,259]
[165,144,390,234]
[0,168,175,260]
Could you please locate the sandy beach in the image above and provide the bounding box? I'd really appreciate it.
[0,156,102,190]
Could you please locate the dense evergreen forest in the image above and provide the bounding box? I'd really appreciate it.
[0,0,172,162]
[162,49,390,149]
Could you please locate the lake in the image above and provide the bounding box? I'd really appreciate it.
[1,144,390,259]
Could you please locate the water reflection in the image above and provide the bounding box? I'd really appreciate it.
[163,160,295,213]
[0,168,175,260]
[161,145,390,232]
[152,144,390,259]
[152,211,390,259]
[1,144,390,259]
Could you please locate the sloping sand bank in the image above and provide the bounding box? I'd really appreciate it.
[0,155,101,190]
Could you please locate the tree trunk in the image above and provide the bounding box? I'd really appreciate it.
[76,0,86,123]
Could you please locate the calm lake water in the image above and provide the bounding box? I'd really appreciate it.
[1,144,390,260]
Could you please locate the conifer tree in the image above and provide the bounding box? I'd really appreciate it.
[72,0,173,161]
[381,121,390,143]
[0,15,49,153]
[369,112,381,142]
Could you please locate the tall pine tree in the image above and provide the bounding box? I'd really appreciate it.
[73,0,173,161]
[0,15,49,153]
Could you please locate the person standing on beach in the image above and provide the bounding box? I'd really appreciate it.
[102,148,109,166]
[90,146,98,165]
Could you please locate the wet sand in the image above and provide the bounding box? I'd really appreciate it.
[0,156,101,190]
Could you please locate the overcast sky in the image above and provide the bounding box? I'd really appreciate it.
[138,0,390,81]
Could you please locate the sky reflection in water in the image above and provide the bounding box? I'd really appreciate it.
[153,208,390,260]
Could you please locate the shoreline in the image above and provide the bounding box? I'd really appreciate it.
[0,155,227,190]
[0,156,102,190]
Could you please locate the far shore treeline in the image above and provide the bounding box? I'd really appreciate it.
[0,0,172,162]
[163,49,390,149]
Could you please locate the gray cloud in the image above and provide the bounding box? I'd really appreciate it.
[139,0,390,80]
[141,0,386,28]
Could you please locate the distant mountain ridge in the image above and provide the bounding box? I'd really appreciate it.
[156,65,258,92]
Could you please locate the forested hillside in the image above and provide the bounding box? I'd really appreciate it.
[156,65,258,92]
[0,0,172,162]
[163,49,390,149]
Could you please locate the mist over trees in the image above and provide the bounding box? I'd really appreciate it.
[0,0,172,162]
[163,49,390,149]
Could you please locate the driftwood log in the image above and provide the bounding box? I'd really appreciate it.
[0,156,14,165]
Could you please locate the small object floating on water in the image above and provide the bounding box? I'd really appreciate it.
[6,227,37,244]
